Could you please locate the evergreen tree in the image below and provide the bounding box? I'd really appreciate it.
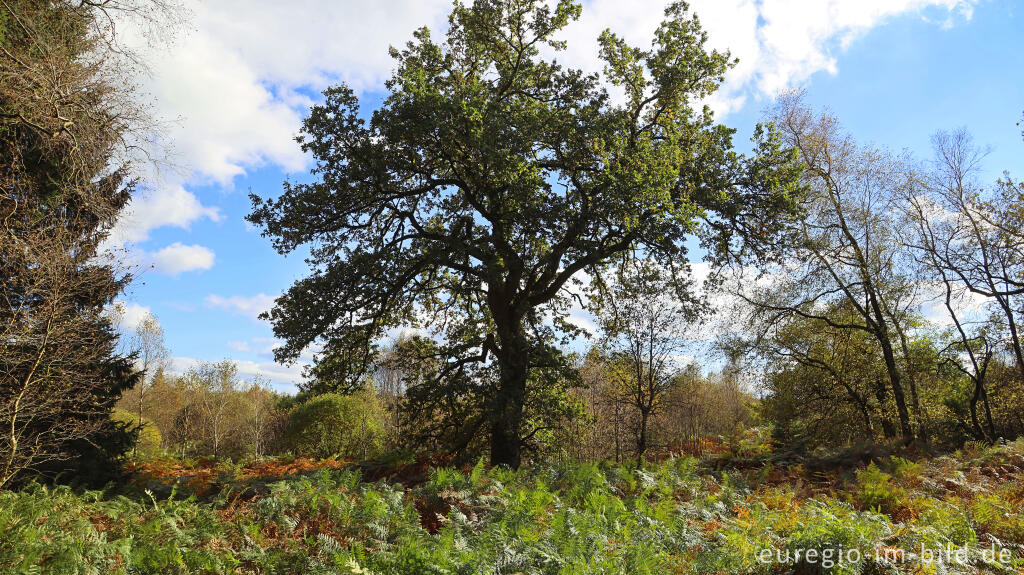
[0,0,147,487]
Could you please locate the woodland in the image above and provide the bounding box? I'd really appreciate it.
[1,0,1023,573]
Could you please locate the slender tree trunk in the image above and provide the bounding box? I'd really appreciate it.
[981,384,996,440]
[637,410,649,463]
[859,405,875,439]
[869,298,914,442]
[135,389,146,458]
[613,403,621,463]
[997,296,1024,383]
[969,377,987,442]
[873,379,896,439]
[894,327,925,440]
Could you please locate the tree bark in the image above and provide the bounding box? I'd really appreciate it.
[637,410,649,463]
[489,314,529,468]
[873,379,896,439]
[867,291,914,442]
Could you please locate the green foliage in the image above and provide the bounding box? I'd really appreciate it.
[725,426,775,458]
[112,408,162,456]
[248,0,802,467]
[284,391,387,459]
[971,493,1024,542]
[3,443,1024,574]
[0,484,235,574]
[916,499,976,547]
[855,462,907,514]
[785,500,892,575]
[886,456,923,481]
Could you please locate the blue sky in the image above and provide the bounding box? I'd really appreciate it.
[109,0,1023,392]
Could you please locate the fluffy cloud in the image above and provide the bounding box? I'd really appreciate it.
[226,340,253,353]
[204,293,277,320]
[128,0,980,179]
[554,0,975,113]
[107,184,221,247]
[227,337,282,356]
[110,0,976,252]
[231,359,306,392]
[920,283,993,328]
[752,0,972,95]
[123,0,452,186]
[149,242,216,275]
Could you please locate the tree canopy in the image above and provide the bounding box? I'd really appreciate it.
[249,0,802,467]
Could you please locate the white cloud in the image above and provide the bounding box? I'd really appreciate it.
[920,283,993,328]
[109,301,153,332]
[107,0,976,256]
[107,184,221,247]
[205,293,277,320]
[553,0,975,114]
[227,337,283,356]
[150,242,216,275]
[232,359,306,392]
[565,311,598,336]
[122,0,977,188]
[226,340,252,353]
[110,0,456,250]
[752,0,972,95]
[121,0,451,187]
[139,31,307,184]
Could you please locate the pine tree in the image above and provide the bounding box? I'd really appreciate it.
[0,0,149,487]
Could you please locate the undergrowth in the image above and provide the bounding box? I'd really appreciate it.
[1,440,1023,574]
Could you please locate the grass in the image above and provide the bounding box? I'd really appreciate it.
[1,441,1023,574]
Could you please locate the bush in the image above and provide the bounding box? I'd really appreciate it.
[284,390,387,459]
[112,409,162,456]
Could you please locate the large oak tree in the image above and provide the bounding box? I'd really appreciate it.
[249,0,801,467]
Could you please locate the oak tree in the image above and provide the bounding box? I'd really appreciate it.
[249,0,801,467]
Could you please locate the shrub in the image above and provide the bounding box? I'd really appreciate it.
[112,408,162,456]
[284,390,387,459]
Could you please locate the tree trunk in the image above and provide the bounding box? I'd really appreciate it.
[894,327,926,441]
[490,334,528,468]
[997,296,1024,384]
[873,379,896,439]
[613,404,621,463]
[981,384,996,441]
[637,410,649,463]
[969,377,987,442]
[869,296,914,442]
